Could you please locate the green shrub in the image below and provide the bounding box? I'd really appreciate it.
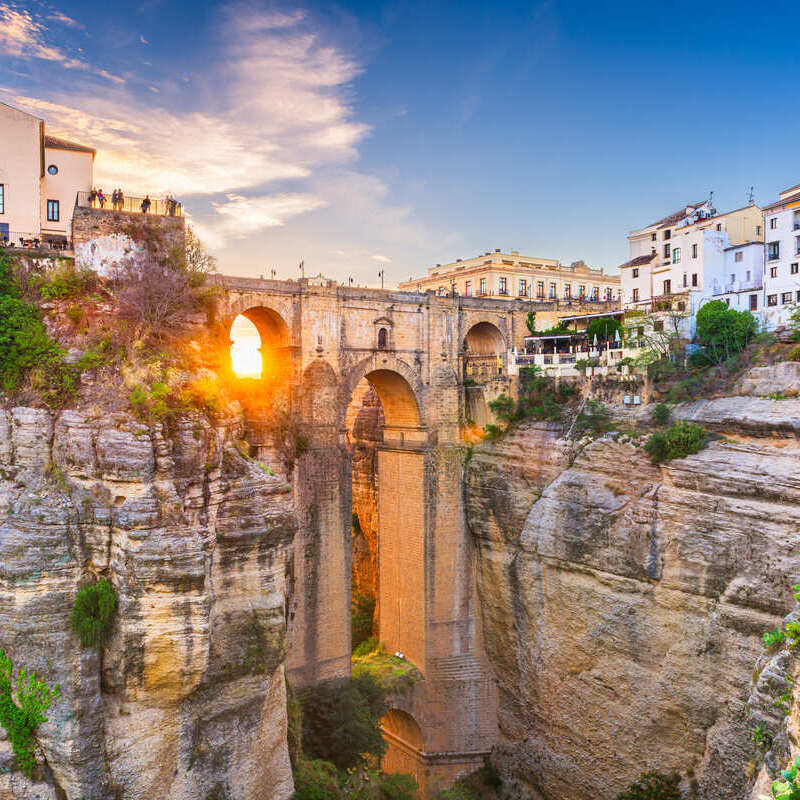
[788,346,800,362]
[0,255,75,404]
[586,316,623,342]
[751,724,774,750]
[482,424,503,440]
[352,592,376,652]
[644,421,705,464]
[651,403,670,425]
[0,649,60,777]
[768,755,800,800]
[616,772,681,800]
[292,759,343,800]
[687,349,713,369]
[695,300,757,363]
[487,394,515,422]
[33,261,95,300]
[70,578,117,648]
[353,636,379,658]
[299,674,387,770]
[763,629,787,650]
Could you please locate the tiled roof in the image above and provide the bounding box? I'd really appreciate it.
[619,254,656,269]
[652,201,707,229]
[763,190,800,212]
[44,135,95,154]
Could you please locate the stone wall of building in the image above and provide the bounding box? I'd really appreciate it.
[72,206,185,274]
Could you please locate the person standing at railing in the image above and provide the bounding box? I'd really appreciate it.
[97,188,105,209]
[111,189,118,210]
[118,189,125,211]
[141,195,151,214]
[89,187,97,207]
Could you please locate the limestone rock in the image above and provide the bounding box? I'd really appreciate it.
[467,393,800,800]
[0,407,296,800]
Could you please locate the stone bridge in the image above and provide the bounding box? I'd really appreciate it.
[214,274,535,791]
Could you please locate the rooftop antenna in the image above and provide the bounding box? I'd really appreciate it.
[747,186,755,206]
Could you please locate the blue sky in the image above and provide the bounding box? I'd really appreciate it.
[2,0,799,285]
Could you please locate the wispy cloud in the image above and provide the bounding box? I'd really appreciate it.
[371,254,391,262]
[213,193,326,235]
[0,3,123,82]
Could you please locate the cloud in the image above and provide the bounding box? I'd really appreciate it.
[0,3,123,81]
[139,34,148,45]
[371,254,391,262]
[212,192,326,235]
[47,10,83,29]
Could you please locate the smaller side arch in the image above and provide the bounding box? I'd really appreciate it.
[462,320,506,355]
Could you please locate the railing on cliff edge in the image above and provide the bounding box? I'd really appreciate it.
[75,191,182,218]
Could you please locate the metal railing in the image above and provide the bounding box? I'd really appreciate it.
[0,232,71,251]
[75,191,182,217]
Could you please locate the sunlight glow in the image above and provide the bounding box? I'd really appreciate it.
[230,315,262,378]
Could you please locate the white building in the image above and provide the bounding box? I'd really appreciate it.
[0,102,95,248]
[706,241,764,318]
[762,182,800,330]
[620,198,764,335]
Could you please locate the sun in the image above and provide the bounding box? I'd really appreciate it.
[230,315,262,378]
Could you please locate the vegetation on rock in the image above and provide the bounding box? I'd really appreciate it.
[644,421,706,464]
[352,592,377,653]
[351,641,421,694]
[694,300,757,365]
[70,578,117,648]
[0,649,60,777]
[651,403,670,425]
[616,772,681,800]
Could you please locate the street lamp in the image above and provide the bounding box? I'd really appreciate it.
[378,269,385,289]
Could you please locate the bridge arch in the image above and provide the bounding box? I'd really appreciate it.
[462,320,506,354]
[341,354,425,431]
[381,709,425,788]
[225,304,291,382]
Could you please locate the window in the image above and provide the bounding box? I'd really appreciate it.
[734,251,743,262]
[663,279,671,295]
[578,284,586,298]
[756,225,762,236]
[792,263,799,275]
[499,277,507,295]
[465,281,472,296]
[377,328,388,349]
[749,294,758,311]
[691,273,698,287]
[0,184,4,214]
[682,273,687,287]
[770,217,777,230]
[672,247,681,264]
[591,287,599,300]
[46,199,59,222]
[605,288,612,301]
[632,288,639,302]
[479,278,486,295]
[767,294,778,306]
[725,298,730,306]
[536,280,544,298]
[47,164,58,175]
[664,243,671,259]
[564,284,571,299]
[770,266,778,279]
[746,270,751,281]
[518,279,527,296]
[730,273,735,284]
[632,268,639,278]
[716,223,722,231]
[768,241,780,260]
[438,286,445,296]
[663,230,671,240]
[796,290,800,303]
[677,301,686,311]
[782,292,793,305]
[691,243,698,258]
[651,233,657,241]
[549,282,557,298]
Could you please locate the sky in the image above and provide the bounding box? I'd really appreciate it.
[2,0,799,287]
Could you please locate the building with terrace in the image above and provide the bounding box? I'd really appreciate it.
[0,101,95,251]
[761,182,800,330]
[398,250,621,305]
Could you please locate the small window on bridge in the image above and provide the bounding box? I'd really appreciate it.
[378,328,388,350]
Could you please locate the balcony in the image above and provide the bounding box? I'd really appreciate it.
[0,231,71,252]
[76,190,182,217]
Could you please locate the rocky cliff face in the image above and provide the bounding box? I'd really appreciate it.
[0,407,296,800]
[466,374,800,800]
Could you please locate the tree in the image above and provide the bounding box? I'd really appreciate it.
[525,311,536,335]
[586,316,622,342]
[629,306,689,362]
[695,300,757,363]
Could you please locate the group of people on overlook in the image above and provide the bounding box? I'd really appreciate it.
[87,188,180,216]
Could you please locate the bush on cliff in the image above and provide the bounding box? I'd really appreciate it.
[70,578,117,648]
[299,673,387,770]
[0,253,76,405]
[695,300,757,364]
[352,592,376,652]
[644,421,705,464]
[0,649,60,777]
[616,772,681,800]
